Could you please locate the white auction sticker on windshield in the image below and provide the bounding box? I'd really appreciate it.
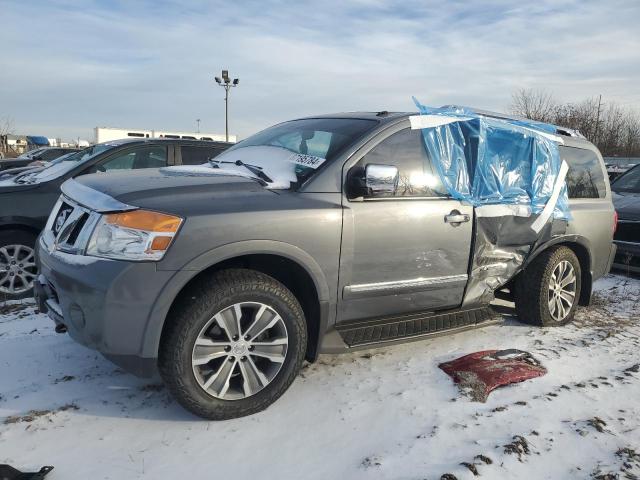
[288,153,326,169]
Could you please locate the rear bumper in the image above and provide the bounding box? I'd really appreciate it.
[36,235,175,377]
[613,240,640,273]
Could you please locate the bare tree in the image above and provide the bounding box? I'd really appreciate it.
[510,90,640,157]
[0,116,15,157]
[510,88,558,123]
[0,116,14,136]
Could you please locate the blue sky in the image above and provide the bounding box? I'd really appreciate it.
[1,0,639,141]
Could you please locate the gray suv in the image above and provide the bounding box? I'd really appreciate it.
[34,112,616,420]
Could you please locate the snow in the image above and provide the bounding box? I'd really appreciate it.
[1,274,639,479]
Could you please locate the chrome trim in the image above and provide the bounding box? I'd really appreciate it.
[344,274,468,299]
[61,179,137,213]
[45,195,102,255]
[614,240,640,246]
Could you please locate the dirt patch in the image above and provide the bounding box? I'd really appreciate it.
[503,435,531,462]
[4,404,79,424]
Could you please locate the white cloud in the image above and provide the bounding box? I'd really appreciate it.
[0,0,638,142]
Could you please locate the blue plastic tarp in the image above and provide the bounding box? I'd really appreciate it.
[412,100,570,224]
[26,136,50,146]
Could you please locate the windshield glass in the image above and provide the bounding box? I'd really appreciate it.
[18,148,45,159]
[612,165,640,193]
[13,144,114,184]
[213,118,377,188]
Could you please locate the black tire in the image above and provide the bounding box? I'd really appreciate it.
[159,269,307,420]
[0,229,38,300]
[514,246,582,327]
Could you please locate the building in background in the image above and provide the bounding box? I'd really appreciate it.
[94,127,236,144]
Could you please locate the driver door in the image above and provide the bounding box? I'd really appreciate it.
[338,126,473,323]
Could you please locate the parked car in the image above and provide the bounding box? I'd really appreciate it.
[611,164,640,272]
[34,112,615,420]
[0,147,81,171]
[0,138,231,298]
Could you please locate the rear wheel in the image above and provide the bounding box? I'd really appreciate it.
[514,246,581,326]
[0,230,38,300]
[159,269,307,420]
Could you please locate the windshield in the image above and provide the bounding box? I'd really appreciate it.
[12,144,113,184]
[612,165,640,193]
[18,148,45,159]
[214,118,377,188]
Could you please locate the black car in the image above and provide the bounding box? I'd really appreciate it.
[0,147,81,171]
[0,138,231,298]
[612,164,640,273]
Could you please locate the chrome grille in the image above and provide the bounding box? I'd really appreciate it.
[45,196,100,254]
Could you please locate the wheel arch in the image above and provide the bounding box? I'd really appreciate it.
[0,218,43,237]
[143,241,333,363]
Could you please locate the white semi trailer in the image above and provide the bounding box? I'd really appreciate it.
[94,127,236,144]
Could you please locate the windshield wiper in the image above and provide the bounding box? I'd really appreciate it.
[209,159,273,183]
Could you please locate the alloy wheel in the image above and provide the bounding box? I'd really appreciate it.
[192,302,289,400]
[0,244,38,295]
[547,260,577,322]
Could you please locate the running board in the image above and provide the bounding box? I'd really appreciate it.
[336,307,497,347]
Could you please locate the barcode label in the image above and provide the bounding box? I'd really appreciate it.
[288,153,326,169]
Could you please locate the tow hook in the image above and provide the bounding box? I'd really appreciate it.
[55,324,68,334]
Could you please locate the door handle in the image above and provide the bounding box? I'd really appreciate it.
[444,211,470,226]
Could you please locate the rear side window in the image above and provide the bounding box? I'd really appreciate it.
[180,145,226,165]
[559,146,606,199]
[90,146,167,173]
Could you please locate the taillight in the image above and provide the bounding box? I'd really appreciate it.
[613,210,618,234]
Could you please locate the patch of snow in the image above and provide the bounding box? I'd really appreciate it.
[0,274,639,479]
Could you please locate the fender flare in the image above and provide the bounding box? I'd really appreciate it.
[0,216,44,233]
[140,240,332,358]
[525,234,592,271]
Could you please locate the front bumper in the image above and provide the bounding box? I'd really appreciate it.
[36,234,176,377]
[613,240,640,273]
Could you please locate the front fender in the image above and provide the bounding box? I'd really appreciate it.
[140,240,332,358]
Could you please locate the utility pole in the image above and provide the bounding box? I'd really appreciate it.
[214,70,239,142]
[196,119,200,133]
[594,94,603,145]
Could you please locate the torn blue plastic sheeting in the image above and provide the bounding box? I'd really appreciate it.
[411,99,571,224]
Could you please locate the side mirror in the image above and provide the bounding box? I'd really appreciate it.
[365,164,398,196]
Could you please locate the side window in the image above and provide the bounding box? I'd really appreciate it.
[180,145,225,165]
[41,150,63,161]
[356,128,448,197]
[560,146,606,199]
[91,146,167,173]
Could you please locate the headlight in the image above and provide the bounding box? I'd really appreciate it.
[86,209,183,261]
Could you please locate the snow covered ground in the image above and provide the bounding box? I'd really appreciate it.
[1,274,639,480]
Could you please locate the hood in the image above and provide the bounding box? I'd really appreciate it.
[68,167,279,216]
[613,191,640,221]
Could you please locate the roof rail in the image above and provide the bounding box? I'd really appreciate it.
[439,105,585,139]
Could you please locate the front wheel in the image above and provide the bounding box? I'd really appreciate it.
[0,230,38,300]
[514,246,581,327]
[159,269,307,420]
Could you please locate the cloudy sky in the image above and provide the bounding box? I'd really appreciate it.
[1,0,639,142]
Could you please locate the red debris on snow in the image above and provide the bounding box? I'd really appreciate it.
[439,349,547,402]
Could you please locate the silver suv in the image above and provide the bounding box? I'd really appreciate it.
[34,111,616,420]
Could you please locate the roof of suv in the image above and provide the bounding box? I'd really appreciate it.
[296,110,595,149]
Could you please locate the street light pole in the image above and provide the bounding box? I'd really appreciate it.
[196,118,200,133]
[214,70,239,143]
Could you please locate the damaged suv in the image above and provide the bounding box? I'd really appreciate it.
[35,107,616,420]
